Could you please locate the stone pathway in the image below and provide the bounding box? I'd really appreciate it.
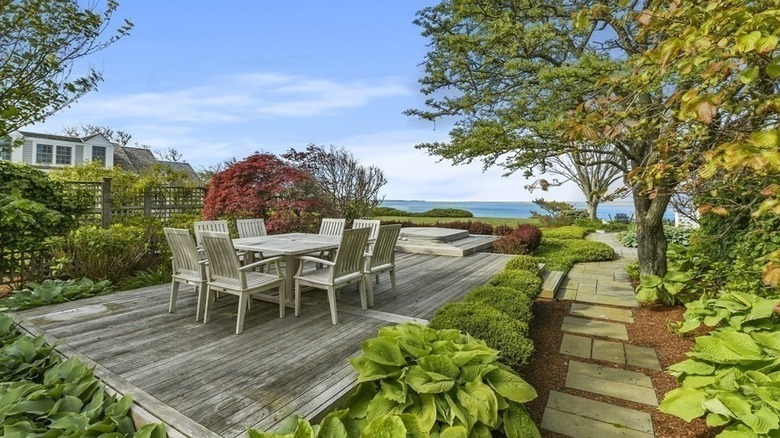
[540,233,663,438]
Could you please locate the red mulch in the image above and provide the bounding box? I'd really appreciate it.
[0,284,11,299]
[520,299,718,438]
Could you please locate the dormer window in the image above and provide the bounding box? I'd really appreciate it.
[55,145,72,165]
[36,144,53,164]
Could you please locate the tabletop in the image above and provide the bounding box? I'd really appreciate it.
[233,233,340,255]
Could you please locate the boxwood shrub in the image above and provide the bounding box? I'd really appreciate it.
[464,285,533,322]
[533,238,614,273]
[489,270,543,298]
[542,226,589,240]
[504,255,542,275]
[428,302,534,367]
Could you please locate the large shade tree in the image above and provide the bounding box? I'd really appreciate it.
[0,0,132,143]
[406,0,778,276]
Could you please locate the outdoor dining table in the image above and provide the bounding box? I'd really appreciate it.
[232,233,341,306]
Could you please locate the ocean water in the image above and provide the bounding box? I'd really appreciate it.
[380,200,675,221]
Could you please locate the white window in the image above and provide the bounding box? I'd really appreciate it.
[0,136,10,161]
[36,144,53,164]
[92,146,106,164]
[55,145,72,165]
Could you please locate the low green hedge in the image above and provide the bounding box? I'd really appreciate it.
[504,255,542,274]
[464,285,533,321]
[489,270,543,298]
[0,278,114,312]
[542,226,589,240]
[428,302,534,367]
[533,238,614,273]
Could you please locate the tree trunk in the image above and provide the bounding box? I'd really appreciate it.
[633,190,672,276]
[587,200,599,220]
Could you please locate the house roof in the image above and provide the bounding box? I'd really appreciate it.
[17,131,87,143]
[159,160,199,179]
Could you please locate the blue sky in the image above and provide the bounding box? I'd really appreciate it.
[33,0,586,202]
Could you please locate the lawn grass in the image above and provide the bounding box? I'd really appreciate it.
[372,216,540,227]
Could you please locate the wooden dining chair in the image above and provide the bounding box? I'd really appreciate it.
[194,220,229,248]
[163,228,208,321]
[363,224,402,307]
[352,219,381,241]
[200,231,286,334]
[237,218,267,238]
[294,227,370,325]
[319,218,346,236]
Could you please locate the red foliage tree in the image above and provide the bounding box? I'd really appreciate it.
[203,153,327,233]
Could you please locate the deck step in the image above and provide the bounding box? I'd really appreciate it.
[539,270,566,299]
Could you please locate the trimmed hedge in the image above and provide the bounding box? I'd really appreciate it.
[504,255,542,274]
[428,302,534,367]
[533,238,614,273]
[489,270,543,298]
[464,285,533,321]
[542,225,589,240]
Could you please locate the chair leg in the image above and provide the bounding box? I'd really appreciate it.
[360,277,370,310]
[278,283,286,318]
[365,276,374,308]
[294,281,302,316]
[236,293,249,335]
[390,269,397,297]
[327,286,338,325]
[247,295,252,310]
[195,283,207,322]
[375,274,380,284]
[203,285,214,324]
[169,281,179,313]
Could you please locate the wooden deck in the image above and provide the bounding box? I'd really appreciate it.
[14,251,512,438]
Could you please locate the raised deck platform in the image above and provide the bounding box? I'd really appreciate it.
[14,251,512,437]
[395,228,497,257]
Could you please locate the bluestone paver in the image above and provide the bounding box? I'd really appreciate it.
[566,361,657,405]
[541,391,654,438]
[592,339,626,364]
[561,316,629,341]
[570,303,634,323]
[625,344,663,371]
[560,334,591,358]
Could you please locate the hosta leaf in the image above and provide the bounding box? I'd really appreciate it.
[449,351,477,367]
[719,394,752,418]
[751,332,780,353]
[640,275,663,288]
[417,355,460,380]
[456,382,498,427]
[757,387,780,410]
[502,403,541,438]
[702,397,734,418]
[706,413,730,427]
[692,336,761,364]
[48,413,89,431]
[350,356,399,383]
[739,404,779,434]
[659,387,706,422]
[445,393,471,429]
[469,422,491,438]
[439,425,468,438]
[711,331,766,358]
[346,383,376,419]
[668,359,716,377]
[398,414,428,438]
[404,393,436,432]
[317,415,348,438]
[362,338,406,367]
[361,416,406,438]
[406,366,454,394]
[381,379,407,404]
[399,336,432,359]
[484,369,537,403]
[133,423,168,438]
[460,364,497,383]
[366,393,402,421]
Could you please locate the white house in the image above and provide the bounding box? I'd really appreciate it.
[1,131,115,169]
[1,131,197,178]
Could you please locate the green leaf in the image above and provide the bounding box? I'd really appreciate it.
[484,369,537,403]
[404,393,437,432]
[439,425,468,438]
[317,415,348,438]
[737,404,779,434]
[667,359,716,377]
[132,423,168,438]
[640,275,663,288]
[502,403,541,438]
[767,58,780,79]
[659,387,706,422]
[406,366,455,394]
[456,382,498,427]
[417,355,460,380]
[350,356,400,383]
[398,414,428,438]
[381,379,407,404]
[346,383,377,419]
[740,66,760,84]
[362,338,407,367]
[736,31,762,52]
[361,416,407,438]
[366,394,402,421]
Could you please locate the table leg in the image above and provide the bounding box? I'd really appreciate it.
[285,254,296,304]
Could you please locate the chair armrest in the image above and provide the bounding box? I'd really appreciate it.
[296,255,336,267]
[239,256,284,271]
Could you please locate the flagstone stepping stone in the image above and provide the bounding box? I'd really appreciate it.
[561,316,629,341]
[566,361,658,406]
[625,344,663,371]
[570,303,634,323]
[560,334,591,359]
[592,339,625,363]
[574,290,639,308]
[541,391,654,438]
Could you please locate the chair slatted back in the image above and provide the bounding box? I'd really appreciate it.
[194,220,229,247]
[237,218,267,239]
[352,219,381,241]
[164,228,201,274]
[332,227,370,279]
[370,225,401,268]
[319,218,346,236]
[200,231,242,285]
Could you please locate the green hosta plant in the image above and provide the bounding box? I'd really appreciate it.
[674,291,780,334]
[0,278,113,311]
[249,323,540,438]
[636,244,711,305]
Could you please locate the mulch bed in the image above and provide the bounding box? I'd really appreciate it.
[520,299,719,438]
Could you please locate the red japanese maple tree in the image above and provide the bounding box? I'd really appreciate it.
[203,153,326,233]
